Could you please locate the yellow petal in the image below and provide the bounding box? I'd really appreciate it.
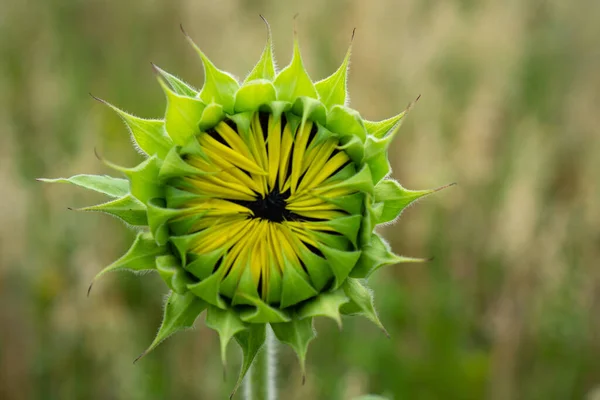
[267,115,281,191]
[278,122,294,191]
[290,121,312,193]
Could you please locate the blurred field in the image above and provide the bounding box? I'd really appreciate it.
[1,0,599,399]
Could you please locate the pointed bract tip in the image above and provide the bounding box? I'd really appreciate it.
[89,93,105,104]
[302,373,306,385]
[179,24,189,37]
[230,379,242,399]
[406,94,421,113]
[150,62,160,75]
[93,147,103,161]
[67,207,74,211]
[351,27,357,41]
[87,280,94,297]
[133,350,148,364]
[259,14,272,42]
[382,327,391,339]
[293,13,299,36]
[432,182,457,193]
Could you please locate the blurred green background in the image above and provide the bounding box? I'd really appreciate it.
[1,0,599,399]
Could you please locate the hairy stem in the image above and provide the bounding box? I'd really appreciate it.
[243,325,277,400]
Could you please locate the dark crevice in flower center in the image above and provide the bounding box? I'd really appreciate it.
[304,242,325,258]
[233,187,294,223]
[259,112,269,141]
[206,127,228,146]
[307,120,318,145]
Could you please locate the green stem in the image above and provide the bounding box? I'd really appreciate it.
[244,325,277,400]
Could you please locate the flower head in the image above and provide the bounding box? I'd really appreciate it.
[41,19,450,392]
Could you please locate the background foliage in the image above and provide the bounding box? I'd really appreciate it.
[1,0,599,399]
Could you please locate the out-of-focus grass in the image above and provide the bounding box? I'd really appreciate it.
[1,0,599,399]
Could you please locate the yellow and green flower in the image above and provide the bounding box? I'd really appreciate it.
[41,21,447,391]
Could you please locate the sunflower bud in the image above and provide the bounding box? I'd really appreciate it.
[40,19,449,391]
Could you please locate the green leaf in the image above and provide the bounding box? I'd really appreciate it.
[234,79,277,113]
[364,94,419,139]
[364,111,406,139]
[135,291,207,362]
[271,317,316,380]
[273,36,318,102]
[156,255,195,294]
[168,212,211,239]
[185,248,225,280]
[265,258,283,304]
[292,96,327,127]
[316,192,364,216]
[89,232,167,294]
[178,133,210,159]
[182,29,240,114]
[227,112,253,143]
[363,135,395,181]
[314,215,362,249]
[319,245,362,289]
[374,180,456,224]
[146,198,183,245]
[244,16,276,82]
[315,38,352,109]
[78,194,148,226]
[318,163,374,196]
[232,264,261,307]
[170,230,205,265]
[359,193,375,247]
[198,103,225,131]
[327,105,367,141]
[298,289,349,328]
[351,233,427,278]
[114,156,163,204]
[151,63,198,96]
[337,134,365,164]
[205,305,247,367]
[239,295,291,324]
[38,174,129,198]
[324,162,356,183]
[280,261,319,308]
[310,229,351,251]
[231,324,266,398]
[261,101,292,123]
[187,264,228,309]
[158,146,212,181]
[92,96,172,159]
[159,78,205,146]
[364,151,391,184]
[297,245,333,292]
[341,278,388,337]
[362,99,420,182]
[165,185,203,209]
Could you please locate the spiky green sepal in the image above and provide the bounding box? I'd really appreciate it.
[40,19,452,390]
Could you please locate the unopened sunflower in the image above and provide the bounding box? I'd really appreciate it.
[41,20,449,392]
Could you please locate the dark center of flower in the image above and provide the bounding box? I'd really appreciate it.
[234,187,293,223]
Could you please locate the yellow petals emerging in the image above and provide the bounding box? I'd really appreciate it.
[172,112,354,303]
